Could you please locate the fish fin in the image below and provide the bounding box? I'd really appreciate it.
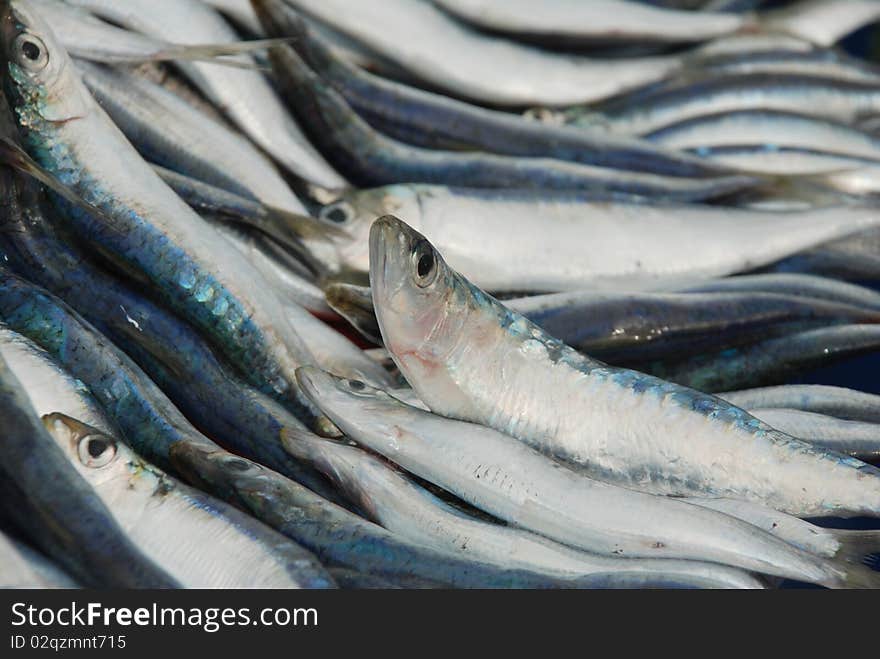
[832,529,880,572]
[129,38,297,70]
[0,137,124,230]
[263,204,351,243]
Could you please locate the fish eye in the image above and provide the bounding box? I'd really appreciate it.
[13,33,49,72]
[411,240,438,288]
[319,200,353,224]
[77,434,117,468]
[348,379,365,391]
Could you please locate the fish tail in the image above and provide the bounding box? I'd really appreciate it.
[832,529,880,573]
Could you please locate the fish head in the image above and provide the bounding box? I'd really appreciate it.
[168,440,275,510]
[1,0,91,124]
[41,412,124,486]
[295,365,414,459]
[319,186,425,273]
[369,214,469,380]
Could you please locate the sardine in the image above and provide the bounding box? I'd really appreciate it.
[431,0,746,45]
[0,337,179,588]
[263,41,754,201]
[647,110,880,162]
[273,0,681,106]
[674,273,880,312]
[296,366,877,587]
[369,215,880,518]
[43,413,336,588]
[68,0,346,188]
[569,74,880,137]
[720,385,880,423]
[260,4,732,180]
[77,60,307,214]
[650,324,880,392]
[323,185,880,293]
[0,3,320,421]
[746,409,880,462]
[281,425,766,589]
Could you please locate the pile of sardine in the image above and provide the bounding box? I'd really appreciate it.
[3,0,880,590]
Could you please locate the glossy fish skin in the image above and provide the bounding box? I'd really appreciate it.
[77,60,307,214]
[170,441,636,590]
[43,413,334,588]
[0,528,78,588]
[0,273,336,588]
[646,110,880,162]
[282,425,765,589]
[689,48,880,86]
[297,367,873,587]
[0,3,320,421]
[746,409,880,463]
[369,215,880,519]
[720,385,880,424]
[0,169,341,505]
[264,42,755,202]
[508,290,880,364]
[209,221,331,316]
[68,0,345,189]
[261,2,734,181]
[569,74,880,137]
[763,0,880,48]
[691,145,880,176]
[651,324,880,393]
[29,0,209,66]
[323,185,880,293]
[432,0,746,45]
[683,496,880,563]
[273,0,680,107]
[0,334,179,589]
[674,273,880,312]
[0,326,117,435]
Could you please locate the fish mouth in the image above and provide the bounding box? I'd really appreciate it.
[369,214,410,307]
[368,216,394,305]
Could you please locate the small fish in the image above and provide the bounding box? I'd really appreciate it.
[647,110,880,163]
[263,5,730,180]
[68,0,346,188]
[77,60,307,215]
[282,423,766,589]
[0,342,178,588]
[650,324,880,392]
[268,0,681,107]
[296,366,877,587]
[43,413,337,588]
[0,4,321,422]
[569,74,880,137]
[720,385,880,424]
[264,40,754,201]
[674,273,880,312]
[746,408,880,462]
[320,185,880,293]
[431,0,747,46]
[369,215,880,518]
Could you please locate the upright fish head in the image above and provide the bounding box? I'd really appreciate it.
[369,215,470,394]
[1,0,91,127]
[41,412,125,489]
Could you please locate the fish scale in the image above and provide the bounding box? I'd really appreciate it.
[370,215,880,519]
